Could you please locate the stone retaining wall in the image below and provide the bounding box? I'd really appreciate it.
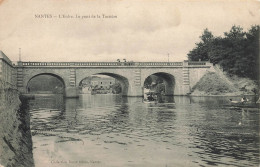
[0,80,34,167]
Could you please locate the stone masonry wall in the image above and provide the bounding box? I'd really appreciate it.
[0,80,34,167]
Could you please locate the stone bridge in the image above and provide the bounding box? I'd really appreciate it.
[0,51,214,97]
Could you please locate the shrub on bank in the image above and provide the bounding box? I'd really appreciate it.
[192,72,235,95]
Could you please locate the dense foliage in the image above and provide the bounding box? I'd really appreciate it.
[144,75,165,93]
[27,75,64,93]
[111,81,122,94]
[188,25,259,80]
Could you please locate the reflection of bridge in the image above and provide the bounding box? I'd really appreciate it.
[0,51,214,97]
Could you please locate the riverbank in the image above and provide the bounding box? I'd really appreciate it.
[190,72,258,96]
[0,80,34,167]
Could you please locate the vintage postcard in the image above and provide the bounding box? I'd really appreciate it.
[0,0,259,167]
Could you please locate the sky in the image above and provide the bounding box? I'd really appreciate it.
[0,0,259,62]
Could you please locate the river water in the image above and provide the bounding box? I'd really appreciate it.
[27,94,259,167]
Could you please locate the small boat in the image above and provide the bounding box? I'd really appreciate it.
[143,99,157,104]
[229,100,241,104]
[143,91,158,103]
[229,99,258,108]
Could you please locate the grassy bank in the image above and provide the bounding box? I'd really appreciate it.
[190,72,258,96]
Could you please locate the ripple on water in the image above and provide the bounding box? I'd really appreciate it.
[28,95,260,167]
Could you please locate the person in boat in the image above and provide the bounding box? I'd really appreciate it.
[147,94,155,101]
[229,98,247,104]
[241,96,249,104]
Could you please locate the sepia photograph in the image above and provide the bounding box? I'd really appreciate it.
[0,0,259,166]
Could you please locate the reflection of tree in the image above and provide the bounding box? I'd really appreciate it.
[106,97,129,133]
[156,83,165,94]
[29,95,65,111]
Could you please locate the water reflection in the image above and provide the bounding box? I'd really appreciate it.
[28,95,259,167]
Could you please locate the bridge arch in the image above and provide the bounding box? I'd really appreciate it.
[143,72,176,96]
[26,73,66,94]
[78,72,129,96]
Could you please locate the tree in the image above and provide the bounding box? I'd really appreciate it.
[244,25,259,80]
[144,76,153,89]
[188,28,214,61]
[111,82,122,94]
[156,83,165,93]
[188,25,259,80]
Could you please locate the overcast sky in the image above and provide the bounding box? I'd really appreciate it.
[0,0,259,62]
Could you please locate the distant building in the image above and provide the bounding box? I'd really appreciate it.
[91,76,115,89]
[81,76,116,94]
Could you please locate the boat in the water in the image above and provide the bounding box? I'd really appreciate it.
[229,99,258,108]
[143,99,158,104]
[143,90,158,103]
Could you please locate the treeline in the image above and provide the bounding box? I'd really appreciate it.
[144,75,165,93]
[28,75,64,93]
[188,25,259,80]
